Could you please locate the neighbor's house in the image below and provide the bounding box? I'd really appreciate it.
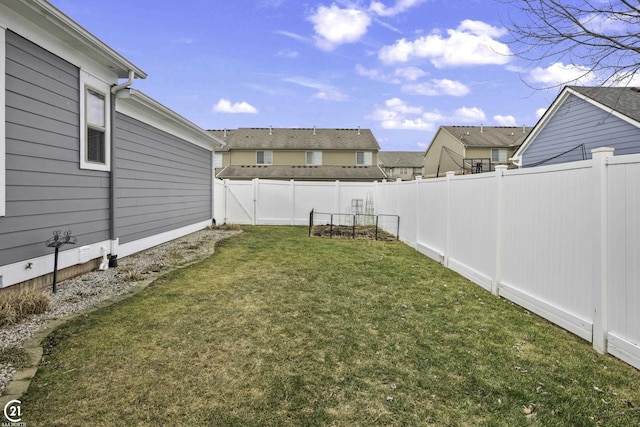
[423,126,532,178]
[377,151,424,180]
[210,127,387,181]
[0,1,223,290]
[512,86,640,167]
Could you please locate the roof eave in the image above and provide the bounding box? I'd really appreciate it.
[117,89,224,149]
[9,0,147,79]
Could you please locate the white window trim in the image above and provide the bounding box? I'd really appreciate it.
[306,151,322,166]
[79,70,111,171]
[256,150,273,165]
[356,151,372,166]
[0,28,6,217]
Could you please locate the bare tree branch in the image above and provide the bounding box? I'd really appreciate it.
[500,0,640,88]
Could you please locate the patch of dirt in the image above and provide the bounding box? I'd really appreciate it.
[310,225,397,241]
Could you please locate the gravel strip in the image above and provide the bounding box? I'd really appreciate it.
[0,228,240,396]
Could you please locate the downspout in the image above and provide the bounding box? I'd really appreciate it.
[108,70,136,267]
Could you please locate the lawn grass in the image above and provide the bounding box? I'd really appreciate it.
[21,226,640,426]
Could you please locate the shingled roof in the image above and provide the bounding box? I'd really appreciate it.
[216,165,386,181]
[378,151,424,168]
[440,126,532,148]
[209,127,380,151]
[569,86,640,123]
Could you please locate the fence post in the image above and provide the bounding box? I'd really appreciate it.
[290,179,295,225]
[444,171,455,267]
[592,147,614,354]
[252,178,258,225]
[492,165,508,296]
[415,176,421,251]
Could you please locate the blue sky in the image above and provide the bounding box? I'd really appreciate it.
[50,0,591,151]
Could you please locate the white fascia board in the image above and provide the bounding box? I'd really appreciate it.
[1,0,146,80]
[116,89,224,151]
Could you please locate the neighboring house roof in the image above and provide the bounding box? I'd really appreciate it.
[378,151,424,168]
[512,86,640,166]
[570,86,640,123]
[439,126,532,149]
[209,127,380,151]
[3,0,147,80]
[216,165,386,181]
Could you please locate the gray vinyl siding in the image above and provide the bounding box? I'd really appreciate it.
[0,31,110,266]
[114,113,212,244]
[522,94,640,167]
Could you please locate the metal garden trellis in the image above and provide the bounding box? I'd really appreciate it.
[45,230,77,293]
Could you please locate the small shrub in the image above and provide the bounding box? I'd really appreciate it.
[0,288,52,327]
[119,268,144,283]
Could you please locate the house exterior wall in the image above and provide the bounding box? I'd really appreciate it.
[226,150,376,166]
[114,113,212,244]
[0,30,110,266]
[522,94,640,167]
[465,147,517,164]
[423,130,463,178]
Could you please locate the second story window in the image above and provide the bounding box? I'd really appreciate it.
[306,151,322,165]
[214,153,223,168]
[257,150,273,165]
[492,148,507,163]
[356,151,372,166]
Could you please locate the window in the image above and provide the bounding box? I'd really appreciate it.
[400,167,408,175]
[214,153,223,168]
[356,151,372,166]
[491,148,507,163]
[306,151,322,165]
[256,150,272,165]
[86,89,106,164]
[80,72,110,171]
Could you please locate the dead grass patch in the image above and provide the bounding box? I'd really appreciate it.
[0,288,51,327]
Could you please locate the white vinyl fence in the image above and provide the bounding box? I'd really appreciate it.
[213,148,640,370]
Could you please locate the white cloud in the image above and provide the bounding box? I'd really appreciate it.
[394,66,426,81]
[580,13,630,34]
[283,76,348,101]
[276,30,310,43]
[369,0,426,17]
[213,98,258,114]
[493,114,517,126]
[536,108,547,118]
[368,98,490,130]
[402,79,470,96]
[378,19,512,68]
[454,106,486,122]
[277,48,299,58]
[355,64,395,83]
[356,65,425,84]
[367,98,442,130]
[309,4,372,51]
[527,62,597,86]
[312,91,349,101]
